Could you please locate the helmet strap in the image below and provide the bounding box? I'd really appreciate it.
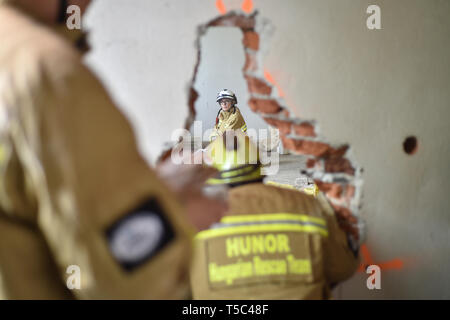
[215,108,222,125]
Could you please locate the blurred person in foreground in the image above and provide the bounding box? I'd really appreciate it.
[0,0,226,299]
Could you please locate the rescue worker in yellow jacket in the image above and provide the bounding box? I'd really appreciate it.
[190,131,361,299]
[209,89,247,141]
[0,0,226,299]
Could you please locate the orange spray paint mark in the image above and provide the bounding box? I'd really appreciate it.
[357,244,375,272]
[357,244,405,272]
[215,0,227,15]
[264,70,275,84]
[379,259,404,270]
[264,70,285,97]
[242,0,254,13]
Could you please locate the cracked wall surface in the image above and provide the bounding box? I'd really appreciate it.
[85,0,450,299]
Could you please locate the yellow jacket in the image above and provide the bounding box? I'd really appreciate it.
[0,5,193,299]
[190,183,360,299]
[210,107,247,141]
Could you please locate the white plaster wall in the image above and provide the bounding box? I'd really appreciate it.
[84,0,218,163]
[84,0,450,299]
[257,0,450,299]
[190,27,268,139]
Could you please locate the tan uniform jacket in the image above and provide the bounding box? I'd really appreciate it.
[190,183,359,299]
[0,6,193,299]
[210,107,247,141]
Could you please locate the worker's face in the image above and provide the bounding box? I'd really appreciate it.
[219,99,233,111]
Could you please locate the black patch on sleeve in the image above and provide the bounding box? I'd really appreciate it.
[105,198,175,272]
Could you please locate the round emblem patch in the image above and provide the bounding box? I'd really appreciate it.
[109,212,164,263]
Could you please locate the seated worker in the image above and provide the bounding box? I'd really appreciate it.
[190,131,361,300]
[209,89,247,141]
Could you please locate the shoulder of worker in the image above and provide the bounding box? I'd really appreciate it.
[228,182,324,219]
[233,107,245,122]
[0,6,85,98]
[226,107,242,122]
[218,109,228,118]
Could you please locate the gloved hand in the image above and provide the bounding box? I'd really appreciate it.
[157,160,228,231]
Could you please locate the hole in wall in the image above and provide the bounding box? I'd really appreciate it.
[403,136,418,155]
[181,10,363,227]
[189,26,269,145]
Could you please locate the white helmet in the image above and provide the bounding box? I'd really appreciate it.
[216,89,237,105]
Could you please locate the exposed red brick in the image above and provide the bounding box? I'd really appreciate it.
[324,157,355,175]
[342,185,356,207]
[263,118,292,135]
[330,204,357,222]
[249,98,282,114]
[346,185,355,198]
[306,158,316,168]
[243,51,257,72]
[245,75,272,95]
[281,136,331,157]
[243,31,259,50]
[306,158,323,170]
[208,14,255,31]
[325,145,349,159]
[293,122,316,137]
[330,203,359,239]
[315,181,343,199]
[281,109,290,118]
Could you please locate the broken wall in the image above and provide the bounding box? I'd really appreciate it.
[190,27,269,139]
